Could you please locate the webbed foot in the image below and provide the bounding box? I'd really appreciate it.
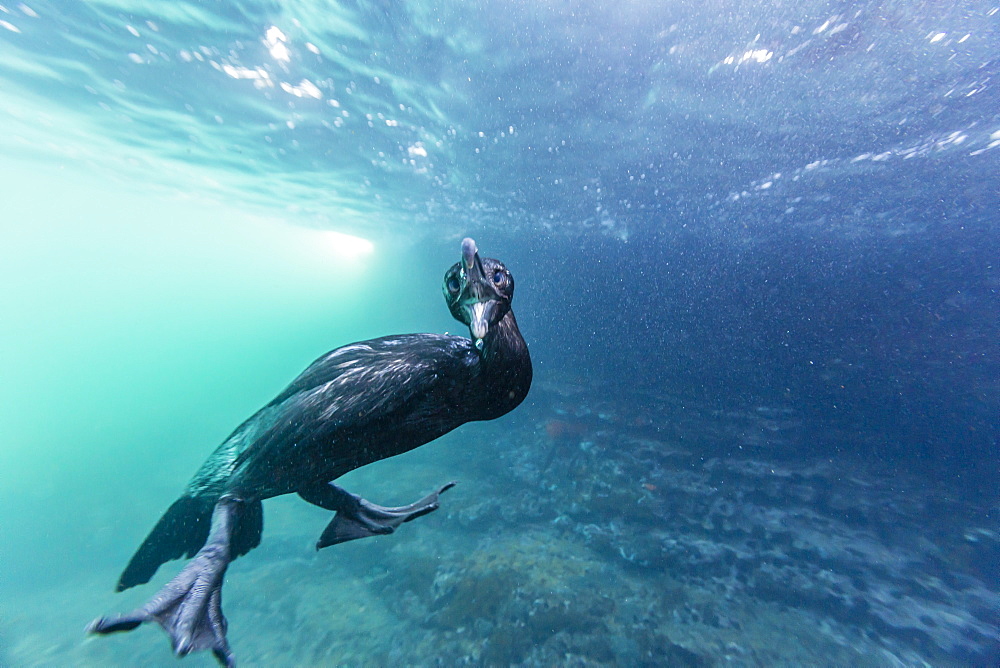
[299,481,456,549]
[87,497,241,667]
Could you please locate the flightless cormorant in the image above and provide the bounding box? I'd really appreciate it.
[87,238,532,665]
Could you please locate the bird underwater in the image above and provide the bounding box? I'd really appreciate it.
[87,238,533,666]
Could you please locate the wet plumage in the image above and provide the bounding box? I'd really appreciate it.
[88,238,531,666]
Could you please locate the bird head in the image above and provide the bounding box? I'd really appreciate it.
[443,238,514,342]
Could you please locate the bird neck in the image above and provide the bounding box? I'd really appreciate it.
[477,309,532,413]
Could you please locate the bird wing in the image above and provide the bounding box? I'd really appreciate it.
[229,334,474,474]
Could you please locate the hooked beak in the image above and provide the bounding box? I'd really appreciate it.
[460,238,498,340]
[462,237,484,276]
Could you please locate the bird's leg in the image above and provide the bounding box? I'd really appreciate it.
[298,481,456,549]
[87,496,242,667]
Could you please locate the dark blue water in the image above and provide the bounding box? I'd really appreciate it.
[1,1,998,665]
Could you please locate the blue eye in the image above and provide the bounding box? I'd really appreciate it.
[492,270,503,284]
[447,276,460,293]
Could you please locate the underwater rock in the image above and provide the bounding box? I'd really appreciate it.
[9,376,997,666]
[468,378,1000,664]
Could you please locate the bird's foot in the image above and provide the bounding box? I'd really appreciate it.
[88,497,240,667]
[310,481,456,549]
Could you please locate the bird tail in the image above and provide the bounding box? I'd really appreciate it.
[116,495,263,592]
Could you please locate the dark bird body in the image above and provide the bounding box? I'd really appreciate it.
[88,239,531,666]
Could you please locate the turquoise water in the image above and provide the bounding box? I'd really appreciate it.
[2,1,999,666]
